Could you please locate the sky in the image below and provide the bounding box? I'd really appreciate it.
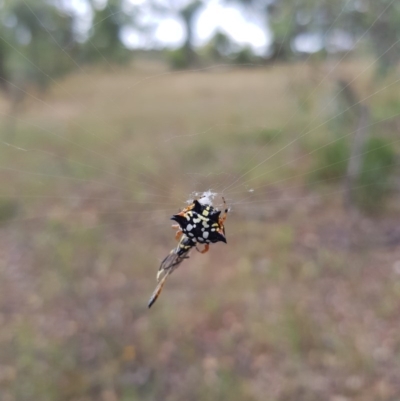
[67,0,272,54]
[152,0,272,54]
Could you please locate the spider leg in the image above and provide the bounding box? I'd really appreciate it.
[219,196,229,225]
[195,244,209,254]
[200,244,209,254]
[171,224,183,241]
[148,270,170,308]
[176,201,196,217]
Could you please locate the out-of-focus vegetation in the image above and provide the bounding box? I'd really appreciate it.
[0,59,399,401]
[1,0,400,400]
[314,135,397,213]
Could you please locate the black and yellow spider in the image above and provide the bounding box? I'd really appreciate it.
[171,196,228,255]
[148,197,229,308]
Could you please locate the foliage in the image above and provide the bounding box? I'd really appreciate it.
[157,0,204,68]
[313,135,397,213]
[231,46,257,64]
[166,47,190,69]
[313,138,350,182]
[356,137,397,213]
[0,0,76,92]
[82,0,133,65]
[228,0,400,74]
[0,198,18,224]
[0,0,138,98]
[1,0,400,75]
[202,30,236,60]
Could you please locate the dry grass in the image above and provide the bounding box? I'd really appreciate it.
[0,59,400,401]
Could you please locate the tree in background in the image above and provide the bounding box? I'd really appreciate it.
[0,0,76,139]
[180,0,203,66]
[0,0,76,90]
[83,0,133,65]
[0,0,141,138]
[361,0,400,78]
[202,30,236,61]
[151,0,205,69]
[226,0,400,71]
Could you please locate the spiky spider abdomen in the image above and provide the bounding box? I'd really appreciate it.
[171,199,227,245]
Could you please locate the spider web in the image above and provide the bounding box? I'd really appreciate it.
[1,1,400,398]
[0,8,398,248]
[1,0,399,277]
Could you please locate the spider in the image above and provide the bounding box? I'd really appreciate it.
[148,197,229,308]
[170,196,228,254]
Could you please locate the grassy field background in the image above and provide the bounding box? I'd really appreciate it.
[1,60,400,400]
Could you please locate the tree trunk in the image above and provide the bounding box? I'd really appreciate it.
[4,87,25,143]
[0,41,9,94]
[343,103,370,211]
[183,18,196,67]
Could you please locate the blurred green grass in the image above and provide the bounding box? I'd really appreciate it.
[0,60,400,400]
